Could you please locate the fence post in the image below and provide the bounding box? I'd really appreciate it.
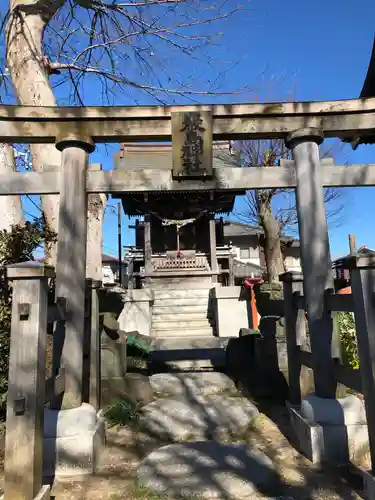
[4,262,54,500]
[342,255,375,474]
[280,271,306,405]
[90,280,102,410]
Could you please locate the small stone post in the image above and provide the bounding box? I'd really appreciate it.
[53,134,95,409]
[144,214,152,284]
[286,128,337,399]
[209,215,218,283]
[90,280,102,410]
[280,271,307,405]
[4,262,54,500]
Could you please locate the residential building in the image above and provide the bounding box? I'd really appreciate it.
[222,221,301,279]
[102,254,128,286]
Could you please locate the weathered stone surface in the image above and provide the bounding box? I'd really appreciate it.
[44,403,97,438]
[137,441,277,499]
[43,404,105,477]
[301,394,367,426]
[123,373,154,406]
[101,331,127,379]
[289,405,370,466]
[139,395,258,441]
[150,372,237,397]
[101,377,126,408]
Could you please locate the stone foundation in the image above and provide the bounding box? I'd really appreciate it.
[43,403,105,478]
[288,394,369,466]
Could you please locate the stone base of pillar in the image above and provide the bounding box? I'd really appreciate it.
[43,404,105,478]
[360,468,375,499]
[287,394,369,467]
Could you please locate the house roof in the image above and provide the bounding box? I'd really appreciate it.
[223,221,300,247]
[223,221,263,237]
[332,245,375,267]
[233,258,264,278]
[102,253,127,264]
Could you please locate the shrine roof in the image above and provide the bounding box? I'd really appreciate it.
[115,142,241,217]
[119,190,237,218]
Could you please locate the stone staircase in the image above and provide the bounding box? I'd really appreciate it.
[151,288,213,338]
[150,288,227,371]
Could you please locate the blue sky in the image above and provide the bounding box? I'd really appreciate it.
[13,0,375,260]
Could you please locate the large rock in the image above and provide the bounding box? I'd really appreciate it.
[150,372,237,398]
[139,394,258,441]
[123,373,154,406]
[43,403,105,477]
[137,441,278,499]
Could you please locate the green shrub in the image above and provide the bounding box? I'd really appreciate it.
[127,335,151,356]
[336,311,359,370]
[0,218,56,419]
[104,395,140,428]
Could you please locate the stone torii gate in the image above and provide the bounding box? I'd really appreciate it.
[3,97,375,499]
[0,98,374,407]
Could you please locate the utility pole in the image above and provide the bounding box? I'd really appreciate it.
[118,202,122,286]
[349,234,357,255]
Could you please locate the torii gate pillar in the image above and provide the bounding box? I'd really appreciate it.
[286,128,338,399]
[53,134,94,409]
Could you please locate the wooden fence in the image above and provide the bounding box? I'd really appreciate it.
[2,262,101,500]
[280,254,375,474]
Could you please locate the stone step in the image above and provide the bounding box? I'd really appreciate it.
[152,312,209,322]
[149,336,226,371]
[151,359,223,371]
[151,327,213,337]
[152,288,210,300]
[151,276,213,290]
[153,297,209,308]
[150,336,229,350]
[152,304,208,315]
[152,319,211,330]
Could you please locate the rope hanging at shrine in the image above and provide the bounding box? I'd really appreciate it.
[150,208,212,228]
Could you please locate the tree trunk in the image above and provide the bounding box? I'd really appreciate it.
[0,144,24,229]
[6,4,62,262]
[6,2,105,278]
[86,167,107,281]
[260,202,285,283]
